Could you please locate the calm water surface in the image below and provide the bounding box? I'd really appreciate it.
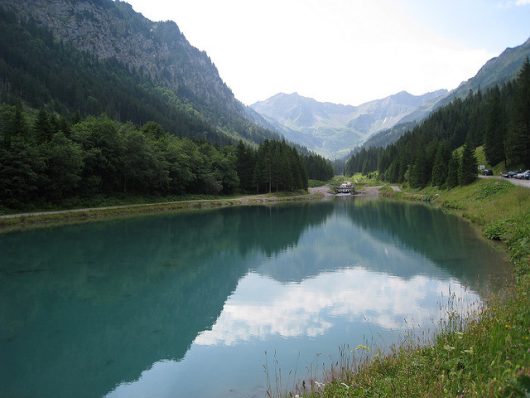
[0,199,509,398]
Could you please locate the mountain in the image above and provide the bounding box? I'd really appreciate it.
[445,37,530,103]
[251,90,447,158]
[0,0,280,144]
[361,37,530,151]
[361,121,418,150]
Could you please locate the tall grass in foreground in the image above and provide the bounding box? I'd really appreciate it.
[280,179,529,397]
[265,291,486,398]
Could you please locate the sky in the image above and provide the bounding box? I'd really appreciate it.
[125,0,530,106]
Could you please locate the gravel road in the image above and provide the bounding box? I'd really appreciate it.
[479,175,530,188]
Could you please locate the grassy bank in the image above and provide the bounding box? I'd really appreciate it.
[0,190,320,233]
[304,179,529,397]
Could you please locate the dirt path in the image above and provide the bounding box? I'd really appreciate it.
[479,175,530,188]
[308,186,334,197]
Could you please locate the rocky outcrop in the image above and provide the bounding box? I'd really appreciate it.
[0,0,263,132]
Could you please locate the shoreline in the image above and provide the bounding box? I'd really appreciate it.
[0,189,326,233]
[307,178,529,397]
[0,184,400,233]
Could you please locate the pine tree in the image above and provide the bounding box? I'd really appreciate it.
[459,144,478,185]
[484,87,505,166]
[505,59,530,168]
[409,150,428,188]
[235,141,256,192]
[33,108,53,142]
[431,143,450,187]
[446,153,459,189]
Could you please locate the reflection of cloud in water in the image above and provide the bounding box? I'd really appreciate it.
[195,267,479,346]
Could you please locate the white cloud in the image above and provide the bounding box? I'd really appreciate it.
[126,0,494,105]
[515,0,530,5]
[194,268,480,346]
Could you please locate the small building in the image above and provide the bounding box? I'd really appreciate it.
[337,182,354,194]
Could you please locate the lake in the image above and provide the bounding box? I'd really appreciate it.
[0,199,510,398]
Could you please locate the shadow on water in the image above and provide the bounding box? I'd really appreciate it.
[0,203,334,398]
[340,199,511,292]
[0,200,509,398]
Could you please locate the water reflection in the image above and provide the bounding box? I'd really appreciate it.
[0,200,508,398]
[195,270,476,346]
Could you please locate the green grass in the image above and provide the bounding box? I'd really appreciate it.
[300,179,530,397]
[0,193,237,215]
[475,145,488,168]
[308,179,330,188]
[0,190,320,233]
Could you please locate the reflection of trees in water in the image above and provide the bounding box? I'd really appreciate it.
[0,201,507,398]
[0,203,334,398]
[338,200,510,290]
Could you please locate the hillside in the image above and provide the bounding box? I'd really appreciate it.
[446,37,530,103]
[360,37,530,151]
[345,59,530,185]
[0,0,280,144]
[251,90,447,158]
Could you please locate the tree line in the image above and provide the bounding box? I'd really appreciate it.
[0,105,334,208]
[345,59,530,188]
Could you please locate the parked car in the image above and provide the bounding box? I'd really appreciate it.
[502,170,518,178]
[482,169,493,176]
[515,170,530,180]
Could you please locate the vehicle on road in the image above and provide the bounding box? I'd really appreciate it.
[518,170,530,180]
[502,170,520,178]
[482,169,493,176]
[514,170,530,179]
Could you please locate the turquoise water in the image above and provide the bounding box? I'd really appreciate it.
[0,200,509,397]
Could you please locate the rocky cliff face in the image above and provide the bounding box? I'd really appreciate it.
[0,0,255,127]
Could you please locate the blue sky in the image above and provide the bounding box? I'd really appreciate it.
[402,0,530,51]
[126,0,530,105]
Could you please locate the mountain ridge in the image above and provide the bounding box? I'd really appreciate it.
[0,0,280,144]
[251,89,448,158]
[361,36,530,151]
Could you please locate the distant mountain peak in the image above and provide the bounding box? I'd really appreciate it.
[444,35,530,102]
[251,89,448,158]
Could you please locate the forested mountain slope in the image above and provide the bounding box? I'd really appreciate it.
[359,38,530,151]
[0,0,279,144]
[345,60,530,188]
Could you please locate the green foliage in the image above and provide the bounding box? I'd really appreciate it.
[431,142,450,187]
[308,180,530,398]
[475,180,511,199]
[409,150,429,188]
[345,61,530,186]
[0,105,311,208]
[308,179,328,188]
[303,153,334,181]
[253,140,307,193]
[235,141,257,193]
[344,146,383,176]
[484,220,507,240]
[0,9,280,146]
[459,144,478,186]
[484,87,506,166]
[446,153,460,189]
[505,58,530,168]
